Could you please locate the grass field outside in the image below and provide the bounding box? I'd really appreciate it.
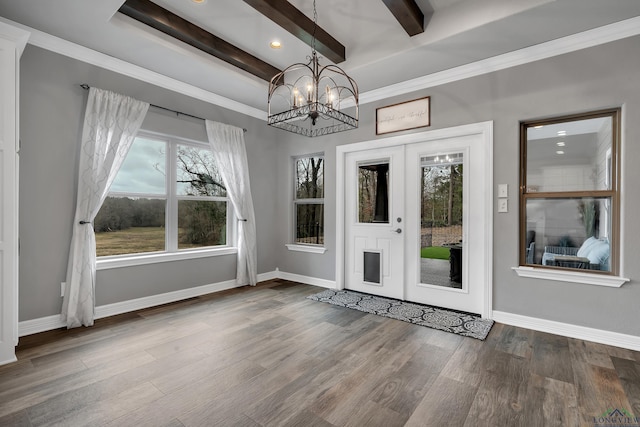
[96,227,165,257]
[96,226,212,257]
[421,246,450,260]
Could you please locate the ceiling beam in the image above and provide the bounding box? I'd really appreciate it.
[118,0,282,83]
[381,0,425,36]
[242,0,346,64]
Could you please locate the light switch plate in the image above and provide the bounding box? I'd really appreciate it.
[498,184,508,198]
[498,199,508,213]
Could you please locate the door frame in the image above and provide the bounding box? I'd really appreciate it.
[336,121,494,318]
[0,22,29,366]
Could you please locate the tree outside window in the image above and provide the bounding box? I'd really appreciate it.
[294,155,324,245]
[176,144,227,249]
[95,134,229,257]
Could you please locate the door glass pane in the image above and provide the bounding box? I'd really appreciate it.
[358,162,389,223]
[525,116,612,192]
[525,197,611,271]
[419,153,463,288]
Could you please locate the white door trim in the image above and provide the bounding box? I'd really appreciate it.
[336,121,494,318]
[0,21,30,366]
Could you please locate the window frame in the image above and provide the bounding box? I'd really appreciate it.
[519,108,621,276]
[96,130,234,268]
[288,153,326,252]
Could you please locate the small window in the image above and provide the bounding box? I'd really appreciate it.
[520,109,620,274]
[95,134,230,257]
[293,155,324,245]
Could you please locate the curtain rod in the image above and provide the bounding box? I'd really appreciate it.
[80,84,247,133]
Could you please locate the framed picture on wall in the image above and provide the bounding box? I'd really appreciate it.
[376,96,430,135]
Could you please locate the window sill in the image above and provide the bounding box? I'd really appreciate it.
[285,244,327,254]
[97,247,237,270]
[512,266,629,287]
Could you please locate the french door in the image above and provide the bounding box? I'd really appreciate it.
[344,146,405,299]
[342,126,491,316]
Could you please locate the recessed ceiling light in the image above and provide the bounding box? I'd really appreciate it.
[270,41,282,49]
[191,0,206,3]
[556,150,565,155]
[557,141,565,147]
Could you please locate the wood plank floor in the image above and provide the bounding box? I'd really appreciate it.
[1,280,638,426]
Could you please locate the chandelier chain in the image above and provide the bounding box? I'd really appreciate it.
[311,0,317,55]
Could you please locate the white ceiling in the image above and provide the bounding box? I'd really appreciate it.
[1,0,640,112]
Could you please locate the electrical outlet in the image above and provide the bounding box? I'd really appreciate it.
[498,199,508,213]
[61,282,66,297]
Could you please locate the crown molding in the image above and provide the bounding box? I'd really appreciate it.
[360,15,640,105]
[0,20,30,56]
[2,15,640,117]
[0,17,266,121]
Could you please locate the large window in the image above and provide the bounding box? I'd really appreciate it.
[293,155,324,245]
[95,133,229,257]
[520,109,620,274]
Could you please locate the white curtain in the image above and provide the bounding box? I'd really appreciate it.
[62,87,149,328]
[205,121,258,286]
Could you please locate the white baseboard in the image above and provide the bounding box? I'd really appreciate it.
[0,352,17,367]
[492,311,640,352]
[257,270,278,282]
[18,270,333,337]
[18,314,66,337]
[19,277,638,353]
[275,269,336,289]
[94,279,240,320]
[21,276,639,353]
[19,278,242,337]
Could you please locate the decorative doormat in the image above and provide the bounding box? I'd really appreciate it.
[307,289,494,340]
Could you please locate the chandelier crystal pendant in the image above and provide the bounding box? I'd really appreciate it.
[267,0,359,137]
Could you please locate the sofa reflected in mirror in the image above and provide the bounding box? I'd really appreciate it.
[524,197,612,273]
[541,236,610,271]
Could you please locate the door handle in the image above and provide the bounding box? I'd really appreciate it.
[392,228,402,234]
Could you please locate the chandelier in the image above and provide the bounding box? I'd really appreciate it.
[267,0,359,137]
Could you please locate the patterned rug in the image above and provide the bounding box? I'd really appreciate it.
[307,289,494,340]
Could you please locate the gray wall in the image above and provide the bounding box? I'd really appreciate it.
[19,46,280,320]
[19,35,640,337]
[275,35,640,336]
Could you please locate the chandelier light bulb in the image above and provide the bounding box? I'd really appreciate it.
[292,88,298,108]
[307,84,313,102]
